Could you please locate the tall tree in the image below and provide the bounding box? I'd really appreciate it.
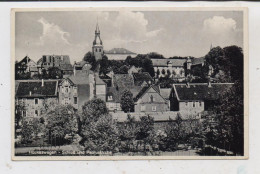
[120,89,135,113]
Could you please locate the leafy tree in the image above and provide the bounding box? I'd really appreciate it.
[82,114,119,152]
[136,115,155,148]
[80,98,118,152]
[118,65,129,74]
[48,67,63,79]
[20,120,34,144]
[99,55,109,75]
[117,115,139,151]
[120,89,135,113]
[141,57,155,77]
[166,69,171,77]
[45,105,78,145]
[83,52,97,70]
[147,52,165,59]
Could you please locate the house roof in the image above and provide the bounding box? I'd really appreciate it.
[134,85,161,102]
[95,75,106,85]
[67,72,90,85]
[191,57,205,65]
[60,64,73,71]
[16,80,58,97]
[151,58,186,67]
[105,48,136,55]
[18,56,36,65]
[132,72,153,86]
[106,86,143,103]
[160,88,172,100]
[113,74,134,88]
[173,83,233,101]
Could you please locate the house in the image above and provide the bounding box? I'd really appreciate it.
[134,85,170,113]
[37,55,73,75]
[16,56,39,76]
[106,86,142,112]
[59,63,107,110]
[59,69,94,110]
[128,65,139,75]
[15,79,59,121]
[152,58,186,79]
[152,57,205,79]
[171,83,233,118]
[105,48,137,60]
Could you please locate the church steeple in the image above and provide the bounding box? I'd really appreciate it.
[92,20,104,60]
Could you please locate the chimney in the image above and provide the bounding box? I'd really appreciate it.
[42,79,44,87]
[29,91,32,96]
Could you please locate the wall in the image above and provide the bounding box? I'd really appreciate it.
[179,101,204,118]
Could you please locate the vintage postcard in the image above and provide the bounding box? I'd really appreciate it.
[11,7,248,160]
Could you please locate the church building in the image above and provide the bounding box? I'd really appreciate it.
[92,22,104,60]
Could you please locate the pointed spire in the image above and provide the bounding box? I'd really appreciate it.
[210,43,213,50]
[95,17,100,34]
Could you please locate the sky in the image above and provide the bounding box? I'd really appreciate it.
[15,10,244,63]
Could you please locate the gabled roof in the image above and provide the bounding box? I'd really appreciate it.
[66,72,90,85]
[132,72,153,86]
[151,58,186,67]
[106,86,143,103]
[18,56,36,65]
[105,48,136,55]
[173,83,233,101]
[113,74,135,88]
[16,80,58,97]
[134,85,163,102]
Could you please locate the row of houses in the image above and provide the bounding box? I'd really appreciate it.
[15,60,232,122]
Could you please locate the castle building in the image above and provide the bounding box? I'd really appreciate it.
[92,22,104,60]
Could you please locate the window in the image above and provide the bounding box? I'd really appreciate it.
[99,48,101,52]
[22,110,26,117]
[150,95,154,102]
[152,106,157,111]
[199,101,202,107]
[35,98,38,105]
[141,105,146,112]
[74,97,77,104]
[185,102,188,106]
[35,110,38,117]
[108,95,113,101]
[65,98,69,105]
[96,48,97,52]
[65,87,69,93]
[193,102,195,107]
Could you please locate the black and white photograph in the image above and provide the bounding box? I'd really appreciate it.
[12,8,248,160]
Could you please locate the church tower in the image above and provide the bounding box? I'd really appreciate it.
[92,22,104,60]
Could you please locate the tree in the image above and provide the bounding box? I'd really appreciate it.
[48,67,63,79]
[136,115,155,151]
[118,65,129,74]
[45,105,78,145]
[99,55,109,75]
[82,114,119,153]
[141,57,155,77]
[120,89,135,113]
[80,98,118,152]
[20,120,34,144]
[83,52,96,70]
[166,69,171,77]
